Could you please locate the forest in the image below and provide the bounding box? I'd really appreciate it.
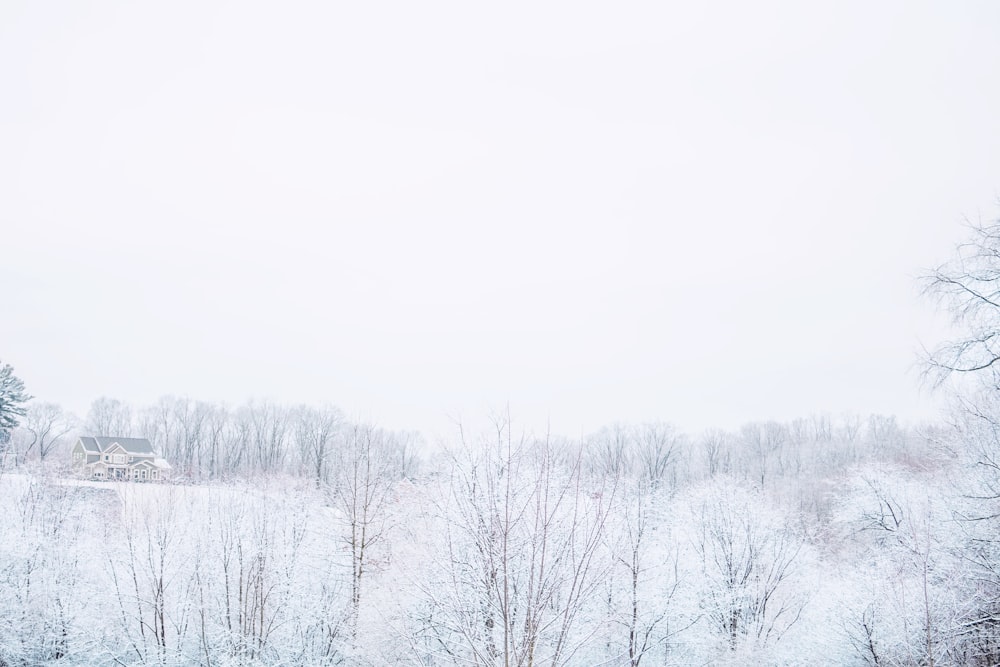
[2,223,1000,666]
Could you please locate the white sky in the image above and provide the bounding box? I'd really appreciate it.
[3,1,1000,440]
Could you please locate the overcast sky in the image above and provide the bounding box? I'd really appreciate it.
[3,1,1000,440]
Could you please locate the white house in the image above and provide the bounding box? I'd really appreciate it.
[71,436,172,481]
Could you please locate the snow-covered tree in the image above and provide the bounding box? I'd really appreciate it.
[86,396,133,437]
[18,402,75,464]
[678,479,809,662]
[600,484,688,666]
[329,422,399,631]
[419,416,614,666]
[0,361,31,438]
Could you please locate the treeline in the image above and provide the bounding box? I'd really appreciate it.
[4,393,935,492]
[4,396,421,482]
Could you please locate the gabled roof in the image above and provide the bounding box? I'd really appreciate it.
[79,436,156,455]
[78,437,101,453]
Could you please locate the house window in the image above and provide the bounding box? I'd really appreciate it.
[114,454,125,464]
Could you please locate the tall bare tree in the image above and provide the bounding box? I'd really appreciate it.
[686,480,806,656]
[635,422,684,489]
[425,416,614,666]
[293,405,342,485]
[247,401,289,474]
[923,219,1000,386]
[87,397,133,436]
[700,429,732,478]
[605,487,685,667]
[201,404,230,480]
[20,402,75,463]
[330,422,398,630]
[108,485,193,664]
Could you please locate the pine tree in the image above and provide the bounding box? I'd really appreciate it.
[0,361,32,436]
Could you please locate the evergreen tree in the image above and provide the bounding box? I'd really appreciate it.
[0,361,32,437]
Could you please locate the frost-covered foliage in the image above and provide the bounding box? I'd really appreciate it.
[0,408,996,666]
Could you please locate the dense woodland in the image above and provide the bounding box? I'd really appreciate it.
[3,224,1000,665]
[0,404,973,666]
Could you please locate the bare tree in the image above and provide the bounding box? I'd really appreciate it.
[330,422,399,630]
[900,229,1000,662]
[839,413,864,444]
[172,398,210,476]
[739,422,787,487]
[293,405,342,486]
[586,423,634,479]
[811,413,833,443]
[842,471,966,667]
[700,429,731,478]
[197,488,309,663]
[385,429,422,480]
[247,401,290,474]
[923,218,1000,387]
[108,485,193,664]
[87,397,133,436]
[223,405,254,476]
[605,487,686,667]
[424,416,614,666]
[635,423,684,490]
[202,404,230,480]
[866,414,904,459]
[686,480,806,655]
[835,412,865,464]
[20,402,75,464]
[0,477,85,664]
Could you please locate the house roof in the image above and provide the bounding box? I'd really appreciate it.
[78,437,98,453]
[79,436,156,455]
